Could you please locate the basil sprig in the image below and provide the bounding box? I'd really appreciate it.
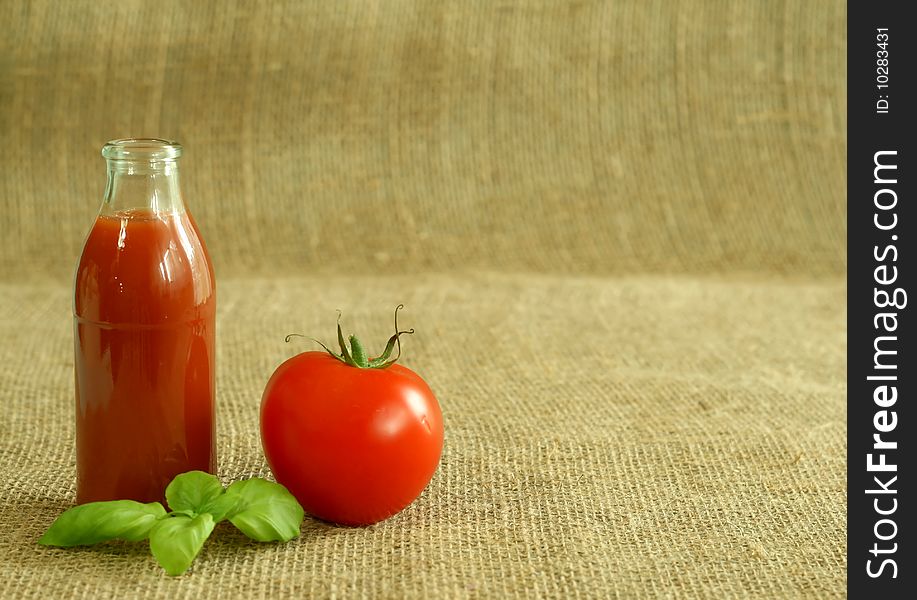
[38,471,304,576]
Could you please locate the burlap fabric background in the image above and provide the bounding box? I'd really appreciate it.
[0,1,846,598]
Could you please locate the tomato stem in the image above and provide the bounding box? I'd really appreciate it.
[285,305,414,369]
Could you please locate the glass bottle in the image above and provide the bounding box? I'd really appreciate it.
[73,139,216,504]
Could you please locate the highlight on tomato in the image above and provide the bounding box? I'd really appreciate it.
[260,306,444,526]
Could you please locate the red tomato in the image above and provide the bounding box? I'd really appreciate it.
[260,316,443,526]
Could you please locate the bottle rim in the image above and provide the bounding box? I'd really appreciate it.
[102,138,183,162]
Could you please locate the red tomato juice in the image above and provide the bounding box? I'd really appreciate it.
[74,208,216,504]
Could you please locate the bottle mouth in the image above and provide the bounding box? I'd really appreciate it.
[102,138,183,162]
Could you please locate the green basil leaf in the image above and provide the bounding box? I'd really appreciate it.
[149,514,215,576]
[199,493,239,523]
[165,471,224,515]
[224,479,304,542]
[38,500,166,547]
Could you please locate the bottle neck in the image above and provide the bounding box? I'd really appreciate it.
[102,160,185,216]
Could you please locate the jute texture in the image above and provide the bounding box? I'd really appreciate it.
[1,1,846,598]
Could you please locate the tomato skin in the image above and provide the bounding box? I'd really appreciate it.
[260,351,444,526]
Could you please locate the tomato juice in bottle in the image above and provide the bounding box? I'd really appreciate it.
[73,139,216,504]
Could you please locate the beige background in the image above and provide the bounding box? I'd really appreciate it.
[0,1,846,598]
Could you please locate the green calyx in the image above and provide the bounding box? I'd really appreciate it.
[286,305,415,369]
